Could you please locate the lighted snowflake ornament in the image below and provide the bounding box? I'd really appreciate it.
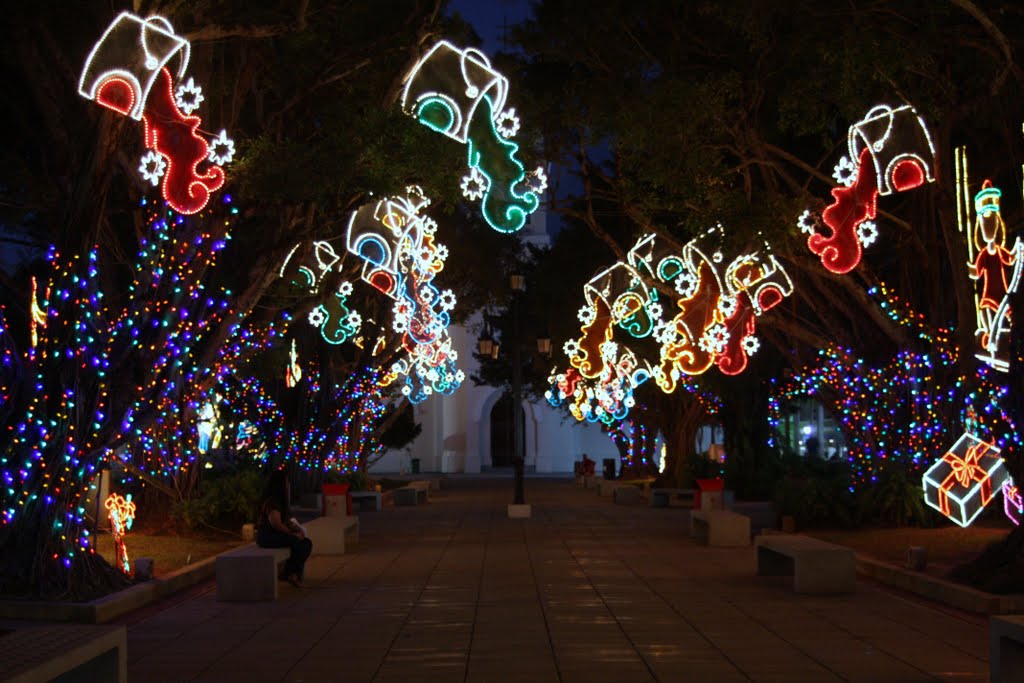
[563,339,581,357]
[438,289,457,312]
[525,167,548,195]
[460,167,488,201]
[600,341,618,362]
[675,271,699,297]
[741,335,760,354]
[700,323,730,354]
[832,155,858,186]
[857,220,879,247]
[647,301,664,321]
[338,281,354,297]
[346,311,362,330]
[653,320,676,345]
[496,108,521,138]
[174,76,204,114]
[577,305,597,325]
[797,209,819,236]
[718,295,738,319]
[139,151,166,186]
[308,307,326,327]
[207,130,235,165]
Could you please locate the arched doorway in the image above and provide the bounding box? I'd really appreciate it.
[490,391,526,467]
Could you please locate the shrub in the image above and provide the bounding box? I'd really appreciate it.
[171,469,264,531]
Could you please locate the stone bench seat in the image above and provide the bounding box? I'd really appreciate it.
[350,490,382,511]
[755,534,855,594]
[393,485,428,506]
[690,510,750,546]
[991,614,1024,682]
[0,624,127,683]
[304,515,359,555]
[650,488,695,508]
[613,485,643,505]
[215,544,290,601]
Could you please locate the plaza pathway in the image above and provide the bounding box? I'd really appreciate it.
[120,477,989,682]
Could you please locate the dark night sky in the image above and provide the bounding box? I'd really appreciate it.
[445,0,533,54]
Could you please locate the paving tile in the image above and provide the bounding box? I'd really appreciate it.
[110,478,992,682]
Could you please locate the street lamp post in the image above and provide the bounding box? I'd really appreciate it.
[478,274,550,510]
[510,274,525,505]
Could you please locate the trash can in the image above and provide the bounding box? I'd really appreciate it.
[695,478,725,511]
[322,483,352,517]
[602,458,616,480]
[410,458,421,474]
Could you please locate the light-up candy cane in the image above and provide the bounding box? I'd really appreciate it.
[799,104,936,274]
[400,41,546,233]
[105,492,136,574]
[78,12,235,214]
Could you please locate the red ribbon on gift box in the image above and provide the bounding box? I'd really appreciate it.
[938,442,993,516]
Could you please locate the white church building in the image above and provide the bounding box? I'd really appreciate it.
[369,209,620,475]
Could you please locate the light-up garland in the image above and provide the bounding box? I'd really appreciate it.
[400,41,547,233]
[104,492,136,574]
[78,12,235,214]
[799,104,936,274]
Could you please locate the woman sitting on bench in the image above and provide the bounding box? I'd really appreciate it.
[256,469,313,586]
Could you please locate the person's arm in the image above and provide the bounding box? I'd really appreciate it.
[267,508,304,538]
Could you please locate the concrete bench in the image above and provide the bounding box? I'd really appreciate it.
[0,624,127,682]
[690,510,750,546]
[755,534,856,594]
[305,515,359,555]
[394,485,428,506]
[408,480,433,497]
[991,614,1024,682]
[650,488,695,508]
[613,485,643,505]
[215,544,290,601]
[350,490,382,511]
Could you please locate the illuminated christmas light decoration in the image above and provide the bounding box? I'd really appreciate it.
[105,492,136,575]
[922,432,1008,528]
[400,41,544,233]
[196,393,224,454]
[285,339,302,388]
[30,276,48,349]
[141,68,225,215]
[957,168,1023,372]
[802,103,936,274]
[78,12,190,120]
[1004,480,1023,526]
[78,12,233,214]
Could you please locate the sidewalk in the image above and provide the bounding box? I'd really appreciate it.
[120,477,989,682]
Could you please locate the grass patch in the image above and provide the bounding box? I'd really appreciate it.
[92,532,246,577]
[807,520,1012,576]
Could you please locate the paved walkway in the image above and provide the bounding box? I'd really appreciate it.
[120,477,989,682]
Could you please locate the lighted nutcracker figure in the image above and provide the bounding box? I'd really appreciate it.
[967,180,1023,371]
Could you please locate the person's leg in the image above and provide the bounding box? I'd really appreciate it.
[293,538,313,580]
[257,528,301,580]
